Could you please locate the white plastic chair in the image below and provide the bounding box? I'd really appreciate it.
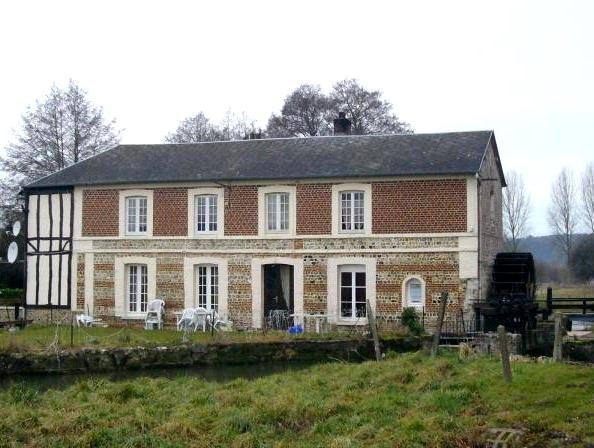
[145,299,165,330]
[194,307,210,332]
[177,308,198,332]
[212,310,233,331]
[76,314,106,328]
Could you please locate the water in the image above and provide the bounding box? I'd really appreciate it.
[0,361,321,391]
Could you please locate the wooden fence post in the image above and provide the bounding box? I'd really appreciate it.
[553,313,563,362]
[367,300,381,361]
[431,292,448,358]
[497,325,512,383]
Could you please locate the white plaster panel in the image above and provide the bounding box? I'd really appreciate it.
[466,176,478,234]
[459,251,478,279]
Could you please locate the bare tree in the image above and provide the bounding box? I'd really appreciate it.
[502,171,531,251]
[165,112,221,143]
[581,162,594,233]
[220,110,257,140]
[2,80,119,184]
[329,79,412,135]
[548,168,579,264]
[267,84,332,137]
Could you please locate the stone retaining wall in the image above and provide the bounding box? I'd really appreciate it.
[0,336,427,375]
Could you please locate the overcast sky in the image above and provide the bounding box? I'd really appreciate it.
[1,0,592,235]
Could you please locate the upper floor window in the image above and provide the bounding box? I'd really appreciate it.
[258,186,296,236]
[266,192,289,232]
[404,277,425,308]
[195,194,218,233]
[126,196,148,234]
[340,191,365,231]
[331,184,372,235]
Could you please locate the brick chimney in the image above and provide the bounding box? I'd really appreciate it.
[333,112,351,135]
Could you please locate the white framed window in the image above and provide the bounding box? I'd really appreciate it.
[195,194,218,233]
[114,256,156,319]
[403,276,426,308]
[187,188,224,238]
[339,265,367,319]
[126,196,148,234]
[266,192,289,232]
[196,265,218,311]
[340,191,365,231]
[184,257,229,318]
[127,264,148,313]
[258,185,296,236]
[119,190,153,237]
[331,183,372,235]
[327,257,376,325]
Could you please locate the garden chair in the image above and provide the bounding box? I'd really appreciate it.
[145,299,165,330]
[76,314,107,328]
[194,307,210,332]
[177,308,199,332]
[212,310,233,332]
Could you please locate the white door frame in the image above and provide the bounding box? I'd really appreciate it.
[251,257,303,328]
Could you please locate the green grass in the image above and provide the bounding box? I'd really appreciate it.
[0,325,380,353]
[1,352,593,447]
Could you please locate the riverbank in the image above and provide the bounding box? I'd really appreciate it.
[2,351,593,447]
[0,335,426,375]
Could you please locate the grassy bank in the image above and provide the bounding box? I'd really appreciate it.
[0,325,376,353]
[1,352,593,447]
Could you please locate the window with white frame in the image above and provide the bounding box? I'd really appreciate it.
[340,191,365,231]
[196,265,218,310]
[195,194,218,233]
[126,196,148,234]
[127,264,148,313]
[339,265,367,318]
[266,192,289,232]
[405,278,424,307]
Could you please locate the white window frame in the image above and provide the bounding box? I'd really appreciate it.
[402,275,426,308]
[114,256,156,319]
[184,257,228,318]
[187,188,225,238]
[327,257,376,325]
[338,264,367,320]
[331,183,372,236]
[258,185,296,236]
[127,264,148,313]
[119,190,153,237]
[195,264,219,311]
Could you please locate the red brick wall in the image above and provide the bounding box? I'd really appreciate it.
[82,190,119,236]
[153,188,188,236]
[297,184,332,235]
[372,179,467,233]
[224,186,258,235]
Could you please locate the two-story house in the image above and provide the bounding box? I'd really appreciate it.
[22,123,505,329]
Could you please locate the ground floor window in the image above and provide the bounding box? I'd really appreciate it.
[339,265,366,318]
[196,265,218,310]
[127,264,147,313]
[404,277,425,307]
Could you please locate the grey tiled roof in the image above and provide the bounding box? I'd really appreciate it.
[25,131,500,189]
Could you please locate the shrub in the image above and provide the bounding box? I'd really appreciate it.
[401,307,423,335]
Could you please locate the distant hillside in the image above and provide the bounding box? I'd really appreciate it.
[517,235,561,265]
[516,234,588,265]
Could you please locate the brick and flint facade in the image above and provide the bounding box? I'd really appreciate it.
[23,131,505,328]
